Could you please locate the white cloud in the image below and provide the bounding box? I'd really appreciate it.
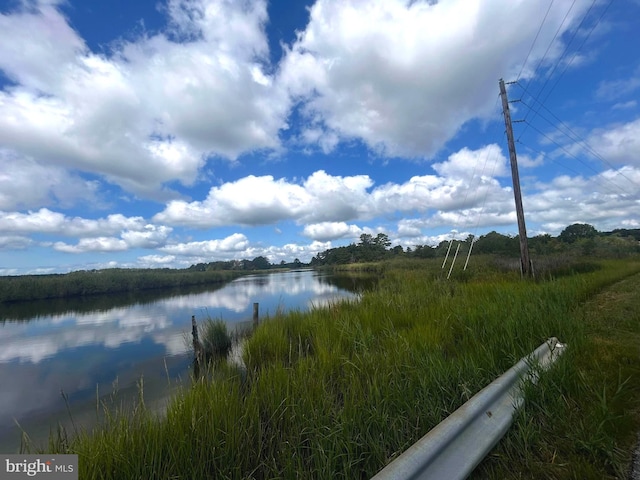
[279,0,592,157]
[51,225,173,253]
[121,225,173,248]
[54,237,129,253]
[154,170,374,227]
[595,70,640,102]
[527,168,640,232]
[0,209,173,253]
[160,233,250,256]
[612,100,638,111]
[585,118,640,168]
[136,255,177,268]
[432,145,509,179]
[302,222,363,241]
[154,145,520,230]
[0,151,101,210]
[0,209,146,236]
[0,235,32,250]
[161,174,312,226]
[0,0,290,199]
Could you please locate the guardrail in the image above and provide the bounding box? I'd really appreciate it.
[371,337,566,480]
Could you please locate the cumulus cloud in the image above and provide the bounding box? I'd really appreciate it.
[121,225,173,248]
[302,222,363,241]
[0,0,597,207]
[154,170,374,226]
[527,168,640,231]
[432,145,509,179]
[278,0,592,157]
[585,118,640,168]
[0,235,32,250]
[153,145,521,232]
[159,233,250,256]
[0,151,101,210]
[136,255,177,268]
[0,209,147,236]
[54,237,129,253]
[0,0,289,198]
[0,209,173,253]
[52,225,174,253]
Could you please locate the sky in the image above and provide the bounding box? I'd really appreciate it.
[0,0,639,275]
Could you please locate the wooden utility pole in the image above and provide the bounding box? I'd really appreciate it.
[499,78,532,277]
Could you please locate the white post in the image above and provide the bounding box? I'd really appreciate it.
[447,243,461,279]
[463,240,475,271]
[442,239,453,269]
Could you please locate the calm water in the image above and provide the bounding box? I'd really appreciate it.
[0,269,373,452]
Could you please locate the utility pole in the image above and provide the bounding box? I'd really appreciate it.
[499,78,532,277]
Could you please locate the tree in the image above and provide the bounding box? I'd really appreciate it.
[413,244,436,258]
[359,234,373,246]
[251,256,271,270]
[373,233,391,249]
[559,223,598,244]
[474,231,519,256]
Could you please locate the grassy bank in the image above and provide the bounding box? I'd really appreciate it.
[36,257,640,479]
[0,268,245,303]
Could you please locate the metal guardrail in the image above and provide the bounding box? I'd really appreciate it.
[371,337,566,480]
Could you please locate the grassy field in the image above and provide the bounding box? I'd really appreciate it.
[35,256,640,479]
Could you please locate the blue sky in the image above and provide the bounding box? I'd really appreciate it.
[0,0,639,275]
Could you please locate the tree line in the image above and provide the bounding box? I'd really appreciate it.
[187,256,303,272]
[0,268,242,304]
[1,224,637,303]
[309,224,640,266]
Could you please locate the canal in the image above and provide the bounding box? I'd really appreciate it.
[0,269,374,452]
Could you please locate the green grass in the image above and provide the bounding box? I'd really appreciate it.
[200,318,233,359]
[474,263,640,479]
[34,256,640,479]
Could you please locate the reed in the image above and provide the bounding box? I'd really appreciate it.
[36,257,640,479]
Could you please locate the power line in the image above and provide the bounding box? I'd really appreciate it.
[519,119,635,197]
[516,0,555,82]
[519,0,577,99]
[516,94,638,191]
[540,0,614,107]
[516,139,585,179]
[527,0,598,111]
[518,0,612,139]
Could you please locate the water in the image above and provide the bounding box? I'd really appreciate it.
[0,269,373,452]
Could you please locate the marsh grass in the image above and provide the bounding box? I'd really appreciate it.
[200,318,233,360]
[35,257,640,479]
[474,262,640,479]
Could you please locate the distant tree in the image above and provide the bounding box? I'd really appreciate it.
[359,234,373,246]
[474,231,519,256]
[608,228,640,241]
[373,233,391,249]
[413,244,436,258]
[391,245,404,255]
[559,223,598,244]
[251,256,271,270]
[529,233,562,255]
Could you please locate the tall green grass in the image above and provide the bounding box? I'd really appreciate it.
[36,257,640,479]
